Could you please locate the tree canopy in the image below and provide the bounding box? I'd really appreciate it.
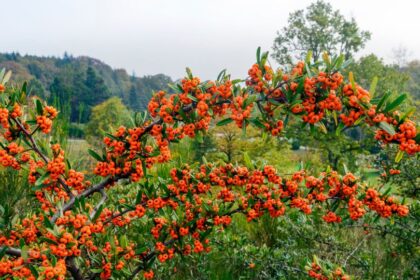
[272,0,371,65]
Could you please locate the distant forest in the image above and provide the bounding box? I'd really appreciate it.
[0,52,173,123]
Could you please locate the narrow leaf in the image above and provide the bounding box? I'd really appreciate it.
[379,122,396,136]
[384,93,407,112]
[216,118,233,126]
[369,77,378,98]
[88,149,104,162]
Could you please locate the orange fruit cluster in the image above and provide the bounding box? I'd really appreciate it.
[308,262,349,280]
[143,270,154,279]
[0,142,26,170]
[364,189,409,217]
[0,107,9,128]
[376,120,419,154]
[322,211,342,223]
[230,95,253,127]
[36,105,58,133]
[47,149,66,181]
[246,63,275,94]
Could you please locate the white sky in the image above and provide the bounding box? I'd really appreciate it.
[1,0,420,80]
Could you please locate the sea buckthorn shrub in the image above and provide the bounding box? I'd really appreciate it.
[0,49,418,279]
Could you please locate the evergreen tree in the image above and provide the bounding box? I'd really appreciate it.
[128,84,138,110]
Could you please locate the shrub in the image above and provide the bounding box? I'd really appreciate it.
[0,49,418,280]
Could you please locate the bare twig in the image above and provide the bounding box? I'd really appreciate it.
[89,189,108,219]
[0,246,22,257]
[51,176,119,223]
[343,234,368,267]
[66,257,85,280]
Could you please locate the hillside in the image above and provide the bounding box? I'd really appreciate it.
[0,52,173,122]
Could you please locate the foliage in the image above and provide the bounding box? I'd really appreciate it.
[0,53,173,123]
[346,54,410,98]
[85,97,131,143]
[272,0,371,65]
[404,60,420,102]
[0,47,418,280]
[0,168,34,218]
[278,55,413,171]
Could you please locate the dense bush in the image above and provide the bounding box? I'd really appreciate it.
[0,49,418,280]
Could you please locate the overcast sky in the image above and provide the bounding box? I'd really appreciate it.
[2,0,420,80]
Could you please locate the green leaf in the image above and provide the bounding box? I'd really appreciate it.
[243,152,253,169]
[0,246,7,259]
[268,98,283,106]
[39,237,58,245]
[332,110,338,126]
[217,69,227,82]
[88,149,104,162]
[187,94,197,102]
[242,121,247,137]
[216,118,233,126]
[340,58,353,69]
[29,265,39,278]
[369,77,378,98]
[135,246,148,255]
[399,107,415,123]
[283,114,290,130]
[104,133,120,141]
[322,52,331,66]
[66,159,72,170]
[384,93,407,112]
[353,116,365,126]
[2,70,12,84]
[249,118,266,129]
[395,150,404,163]
[35,99,43,115]
[120,235,128,248]
[376,92,391,111]
[415,133,420,144]
[349,72,357,94]
[135,189,143,205]
[243,95,257,108]
[44,217,54,229]
[381,186,393,196]
[379,122,396,136]
[305,63,312,77]
[256,47,261,66]
[91,205,104,222]
[334,54,345,69]
[186,67,193,79]
[21,246,28,261]
[260,51,269,68]
[305,51,313,64]
[317,122,327,134]
[35,172,50,187]
[342,163,349,174]
[168,83,182,93]
[195,131,203,144]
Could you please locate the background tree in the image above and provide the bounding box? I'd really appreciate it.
[0,52,173,123]
[128,74,139,110]
[272,0,371,65]
[85,97,131,142]
[404,60,420,102]
[346,54,409,97]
